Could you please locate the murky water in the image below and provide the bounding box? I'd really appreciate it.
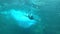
[0,0,60,34]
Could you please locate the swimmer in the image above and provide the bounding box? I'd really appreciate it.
[28,14,34,20]
[25,13,34,20]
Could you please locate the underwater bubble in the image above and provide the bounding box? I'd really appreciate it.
[0,9,40,28]
[10,9,37,28]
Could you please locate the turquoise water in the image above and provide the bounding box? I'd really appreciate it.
[0,0,60,34]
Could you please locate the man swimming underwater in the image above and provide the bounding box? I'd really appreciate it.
[26,13,34,20]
